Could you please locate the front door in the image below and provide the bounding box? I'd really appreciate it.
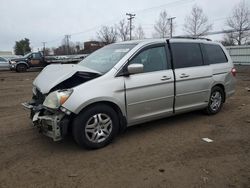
[29,53,43,67]
[124,45,174,125]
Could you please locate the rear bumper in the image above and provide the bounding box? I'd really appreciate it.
[22,102,70,141]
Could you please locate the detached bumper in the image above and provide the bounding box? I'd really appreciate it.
[22,102,70,141]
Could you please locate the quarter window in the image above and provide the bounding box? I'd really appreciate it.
[129,46,168,73]
[203,44,228,64]
[171,43,203,68]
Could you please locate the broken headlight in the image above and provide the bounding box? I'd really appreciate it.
[43,89,73,109]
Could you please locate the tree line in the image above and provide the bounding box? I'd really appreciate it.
[14,0,250,55]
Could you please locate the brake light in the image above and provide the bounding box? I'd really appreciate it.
[231,68,236,77]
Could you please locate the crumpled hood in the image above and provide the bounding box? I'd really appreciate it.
[33,64,100,94]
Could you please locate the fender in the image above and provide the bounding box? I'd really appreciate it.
[73,97,126,117]
[15,61,29,68]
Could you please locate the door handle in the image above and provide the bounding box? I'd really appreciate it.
[179,73,190,78]
[161,76,171,81]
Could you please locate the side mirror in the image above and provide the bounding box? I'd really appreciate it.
[127,64,144,75]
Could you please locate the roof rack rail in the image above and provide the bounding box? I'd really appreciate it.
[171,36,212,41]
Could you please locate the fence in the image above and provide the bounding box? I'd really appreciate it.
[226,45,250,65]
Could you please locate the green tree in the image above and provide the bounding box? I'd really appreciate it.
[14,38,31,55]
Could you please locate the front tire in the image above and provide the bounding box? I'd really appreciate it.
[205,86,224,115]
[16,64,27,72]
[72,104,119,149]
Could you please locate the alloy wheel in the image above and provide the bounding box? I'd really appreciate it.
[85,113,113,143]
[210,91,222,111]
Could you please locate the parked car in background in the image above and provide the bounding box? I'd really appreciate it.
[10,52,87,72]
[22,38,236,149]
[0,56,10,70]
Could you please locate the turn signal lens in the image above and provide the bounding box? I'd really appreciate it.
[60,95,70,105]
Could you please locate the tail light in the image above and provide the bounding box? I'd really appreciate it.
[231,67,236,77]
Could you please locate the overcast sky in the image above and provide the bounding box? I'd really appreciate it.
[0,0,248,51]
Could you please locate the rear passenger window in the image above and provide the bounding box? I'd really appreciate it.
[203,44,228,64]
[171,43,203,68]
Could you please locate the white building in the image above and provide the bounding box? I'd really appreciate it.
[0,51,12,56]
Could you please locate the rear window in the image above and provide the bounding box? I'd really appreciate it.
[203,44,228,64]
[171,43,203,68]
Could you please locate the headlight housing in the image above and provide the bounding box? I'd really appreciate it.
[43,89,73,109]
[10,61,16,64]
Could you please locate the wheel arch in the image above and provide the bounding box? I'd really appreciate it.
[76,100,127,133]
[16,61,29,68]
[212,83,226,102]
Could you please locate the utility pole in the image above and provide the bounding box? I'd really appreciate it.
[42,42,46,55]
[168,17,176,38]
[126,13,136,40]
[65,35,71,55]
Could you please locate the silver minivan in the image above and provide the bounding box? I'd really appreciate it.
[23,38,236,149]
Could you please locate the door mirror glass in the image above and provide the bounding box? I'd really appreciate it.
[127,64,144,74]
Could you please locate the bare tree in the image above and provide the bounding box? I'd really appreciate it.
[134,25,145,39]
[226,0,250,45]
[221,32,235,46]
[116,19,130,41]
[184,5,212,37]
[154,10,171,38]
[97,26,117,44]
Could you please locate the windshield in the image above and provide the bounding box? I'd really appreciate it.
[78,44,136,73]
[23,52,32,58]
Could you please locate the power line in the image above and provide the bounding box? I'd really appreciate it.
[206,28,250,35]
[126,13,136,40]
[36,0,194,47]
[134,0,194,14]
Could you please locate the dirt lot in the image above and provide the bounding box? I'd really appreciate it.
[0,66,249,188]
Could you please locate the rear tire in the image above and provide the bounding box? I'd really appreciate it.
[16,64,27,72]
[204,86,224,115]
[72,104,119,149]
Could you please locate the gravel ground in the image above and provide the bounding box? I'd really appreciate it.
[0,66,249,188]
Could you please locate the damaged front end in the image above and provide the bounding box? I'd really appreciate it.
[22,90,71,141]
[22,68,101,141]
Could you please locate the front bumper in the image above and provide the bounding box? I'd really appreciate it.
[9,64,16,70]
[22,102,70,141]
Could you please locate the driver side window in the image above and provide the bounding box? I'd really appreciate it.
[32,53,41,59]
[129,46,168,73]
